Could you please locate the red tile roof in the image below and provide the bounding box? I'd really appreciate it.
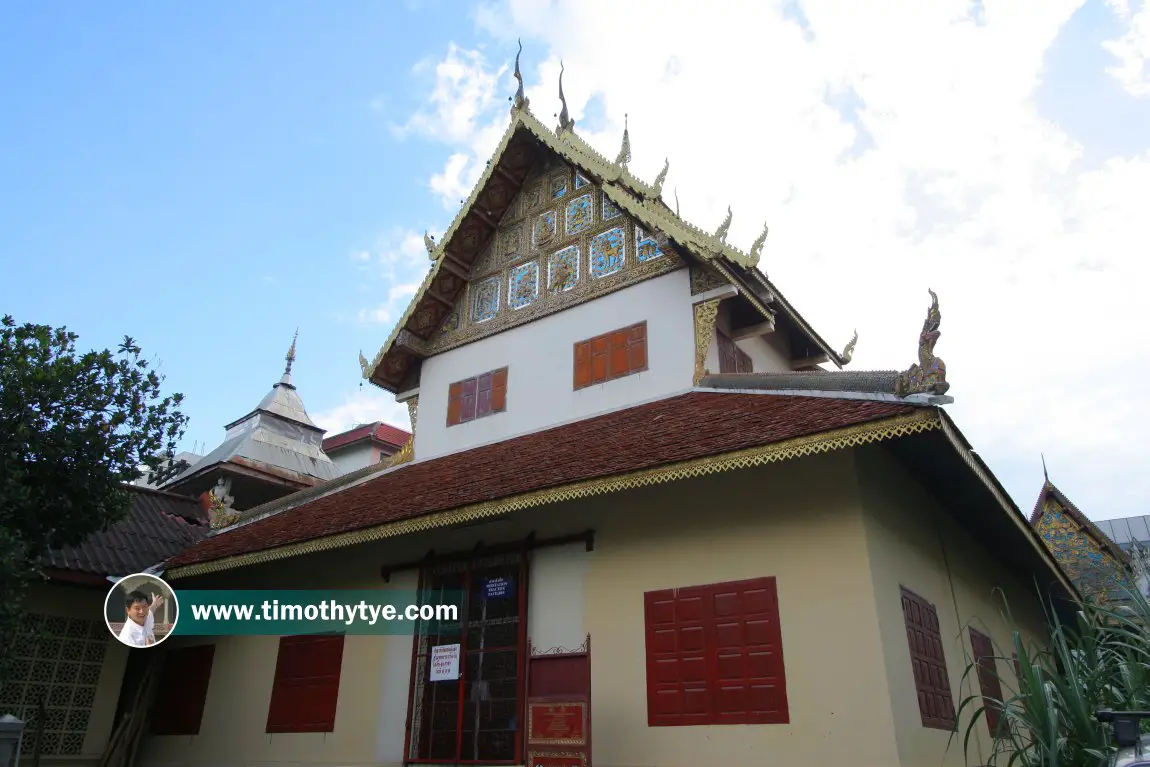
[322,421,410,452]
[167,392,916,570]
[46,486,209,579]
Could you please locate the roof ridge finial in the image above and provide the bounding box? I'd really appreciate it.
[284,328,298,377]
[841,330,858,365]
[749,221,769,261]
[557,60,575,133]
[715,206,733,242]
[616,113,631,169]
[893,289,949,397]
[1042,453,1049,484]
[652,158,669,196]
[674,188,680,216]
[511,39,529,113]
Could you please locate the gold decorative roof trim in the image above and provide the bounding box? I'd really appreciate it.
[166,410,939,579]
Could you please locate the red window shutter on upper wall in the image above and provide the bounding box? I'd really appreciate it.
[899,587,956,730]
[644,576,789,727]
[447,382,463,426]
[491,367,508,413]
[266,635,345,734]
[573,322,648,390]
[459,377,478,423]
[969,628,1004,737]
[573,341,592,389]
[150,644,216,735]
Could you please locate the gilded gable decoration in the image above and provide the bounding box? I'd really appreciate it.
[693,299,722,384]
[841,331,858,365]
[1031,482,1131,603]
[690,263,729,295]
[894,289,950,397]
[360,47,847,392]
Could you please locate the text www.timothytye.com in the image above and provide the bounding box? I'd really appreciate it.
[189,600,458,626]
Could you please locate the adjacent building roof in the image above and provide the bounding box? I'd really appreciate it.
[162,336,338,491]
[322,421,410,454]
[1096,514,1150,552]
[165,392,922,575]
[44,485,209,585]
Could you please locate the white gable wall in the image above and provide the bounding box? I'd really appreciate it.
[414,269,693,461]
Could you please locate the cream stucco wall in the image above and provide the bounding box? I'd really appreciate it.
[137,444,1056,767]
[855,444,1050,767]
[413,268,695,462]
[329,443,379,476]
[15,582,129,767]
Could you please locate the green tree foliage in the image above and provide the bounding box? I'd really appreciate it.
[0,315,189,683]
[955,586,1150,766]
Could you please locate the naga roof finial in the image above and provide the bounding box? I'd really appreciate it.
[653,158,669,196]
[894,289,950,397]
[674,188,680,216]
[511,39,529,112]
[557,61,575,133]
[749,222,769,261]
[358,350,371,377]
[424,231,436,259]
[841,330,858,365]
[616,114,631,169]
[284,328,298,377]
[715,206,733,242]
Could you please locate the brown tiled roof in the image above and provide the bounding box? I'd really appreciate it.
[1029,480,1128,564]
[45,486,209,579]
[166,392,917,570]
[322,421,410,452]
[700,371,904,395]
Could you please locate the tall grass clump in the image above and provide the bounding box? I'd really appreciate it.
[955,585,1150,766]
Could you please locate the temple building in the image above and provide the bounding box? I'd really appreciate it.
[133,53,1078,767]
[322,421,410,474]
[159,333,339,514]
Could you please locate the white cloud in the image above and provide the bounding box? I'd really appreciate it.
[1104,0,1150,96]
[312,387,412,437]
[396,0,1150,521]
[354,228,433,325]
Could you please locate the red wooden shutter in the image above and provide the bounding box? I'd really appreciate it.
[900,587,956,730]
[491,367,508,412]
[717,331,738,374]
[459,377,478,423]
[150,644,216,735]
[590,335,609,384]
[628,322,648,374]
[645,585,711,727]
[969,628,1004,737]
[573,341,591,389]
[447,382,463,426]
[476,371,493,417]
[266,635,345,733]
[644,577,789,727]
[608,328,630,379]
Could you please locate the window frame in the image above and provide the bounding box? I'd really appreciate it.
[265,633,346,734]
[447,367,509,427]
[403,547,530,764]
[643,575,790,727]
[573,321,648,390]
[969,627,1004,737]
[899,586,956,731]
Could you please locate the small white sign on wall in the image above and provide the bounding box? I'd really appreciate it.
[429,643,460,681]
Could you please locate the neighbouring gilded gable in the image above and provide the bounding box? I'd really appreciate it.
[425,158,686,356]
[1035,499,1130,601]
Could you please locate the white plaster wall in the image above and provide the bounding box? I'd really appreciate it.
[376,570,416,764]
[416,269,694,460]
[330,443,377,475]
[527,542,590,653]
[702,301,793,375]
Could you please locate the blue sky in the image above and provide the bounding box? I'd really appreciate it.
[2,1,1149,522]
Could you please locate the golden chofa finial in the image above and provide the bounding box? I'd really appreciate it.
[424,231,436,260]
[557,61,575,133]
[715,206,733,242]
[894,289,950,397]
[841,330,858,365]
[284,328,298,377]
[615,114,631,169]
[674,188,680,216]
[511,39,529,112]
[358,350,371,377]
[652,158,669,197]
[749,222,769,261]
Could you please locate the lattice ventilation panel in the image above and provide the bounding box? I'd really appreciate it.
[0,613,107,755]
